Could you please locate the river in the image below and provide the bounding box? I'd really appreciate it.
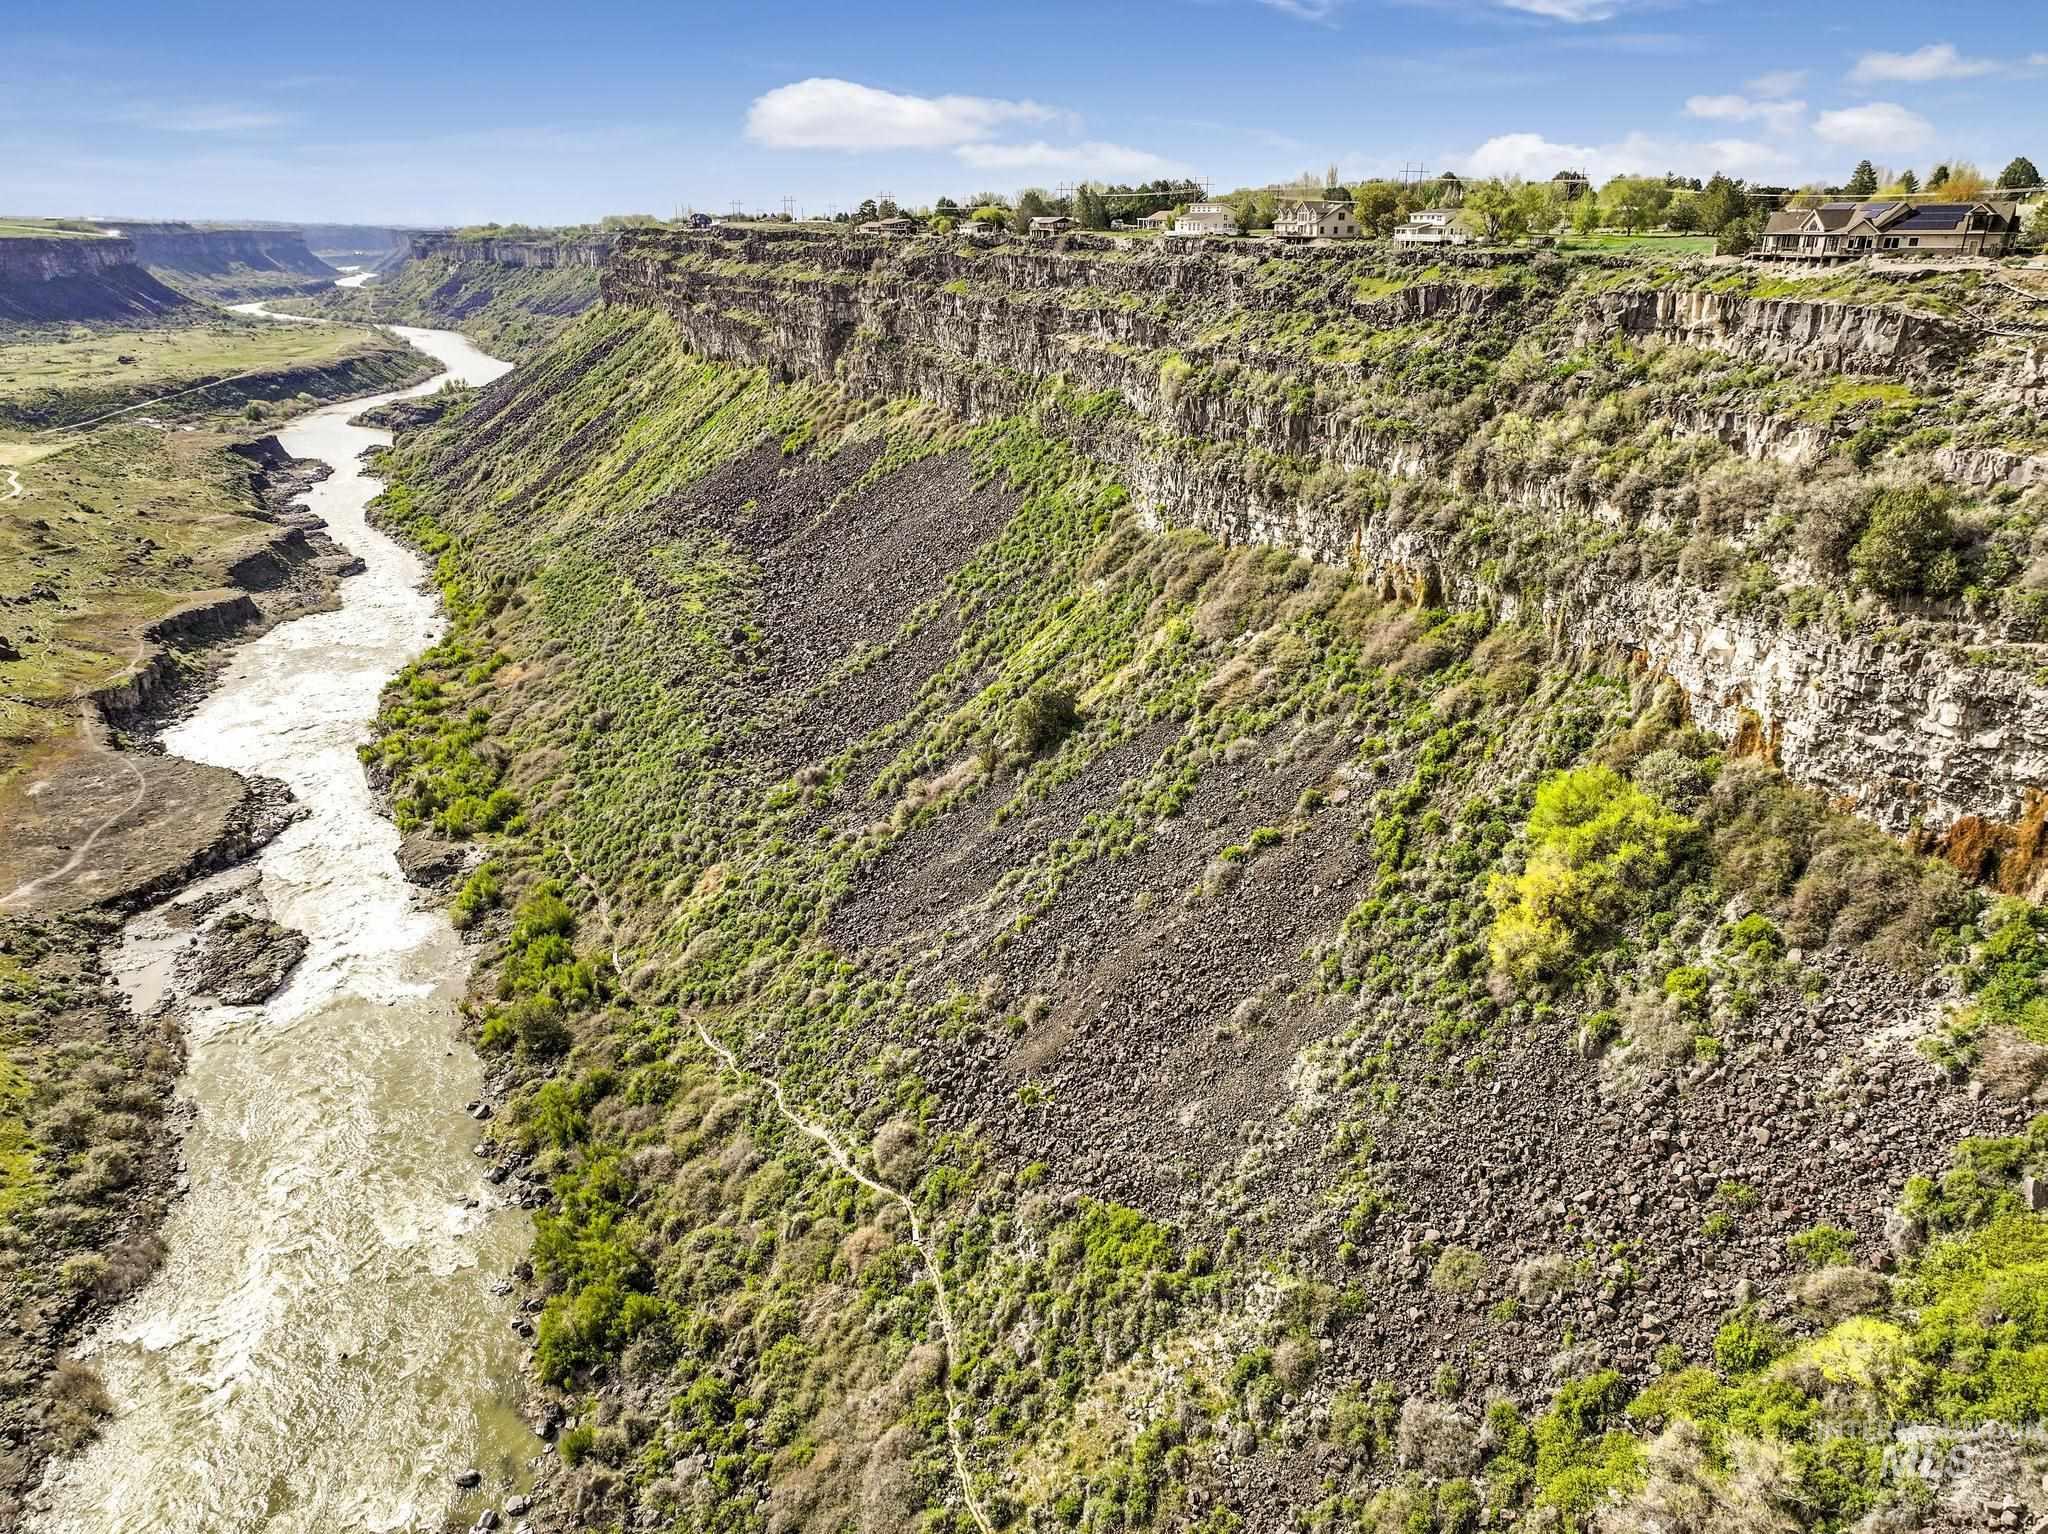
[28,320,536,1533]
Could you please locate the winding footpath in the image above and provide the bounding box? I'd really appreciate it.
[0,704,146,910]
[0,636,152,910]
[2,467,21,500]
[568,861,993,1534]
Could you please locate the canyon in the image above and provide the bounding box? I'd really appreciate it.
[8,221,2048,1534]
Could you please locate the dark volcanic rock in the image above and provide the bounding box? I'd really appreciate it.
[183,909,308,1005]
[397,832,473,889]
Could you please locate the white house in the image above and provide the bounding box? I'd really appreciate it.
[1392,209,1471,247]
[1165,202,1240,238]
[1274,199,1363,241]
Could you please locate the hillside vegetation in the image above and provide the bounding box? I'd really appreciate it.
[361,295,2048,1533]
[290,245,604,360]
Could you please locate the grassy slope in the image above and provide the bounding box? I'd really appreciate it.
[363,303,2046,1533]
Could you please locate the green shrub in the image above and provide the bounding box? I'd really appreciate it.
[1788,1224,1857,1269]
[1849,485,1956,598]
[1488,766,1696,978]
[1713,1306,1784,1372]
[1010,682,1080,756]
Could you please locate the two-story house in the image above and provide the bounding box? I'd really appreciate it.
[1274,199,1363,241]
[1164,203,1240,238]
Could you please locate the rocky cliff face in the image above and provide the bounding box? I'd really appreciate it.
[115,223,335,279]
[0,235,189,324]
[599,228,2048,880]
[406,232,614,269]
[1582,287,1970,375]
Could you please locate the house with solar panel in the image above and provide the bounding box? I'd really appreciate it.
[1758,199,2021,261]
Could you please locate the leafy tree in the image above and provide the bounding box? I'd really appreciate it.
[1926,163,1950,189]
[934,196,960,217]
[967,204,1008,229]
[876,198,900,219]
[1350,180,1403,237]
[1461,178,1522,242]
[1552,167,1589,201]
[1845,159,1879,197]
[1716,215,1762,256]
[1666,199,1702,233]
[1696,173,1749,234]
[1940,162,1990,198]
[1487,766,1696,978]
[1997,156,2041,190]
[855,198,879,221]
[1895,168,1919,194]
[1850,486,1957,598]
[1009,187,1052,234]
[1572,193,1603,235]
[1602,175,1673,233]
[2026,201,2048,252]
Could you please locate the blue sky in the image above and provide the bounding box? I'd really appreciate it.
[4,0,2043,224]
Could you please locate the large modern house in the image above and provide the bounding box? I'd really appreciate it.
[1392,209,1471,247]
[1758,200,2021,261]
[1165,202,1240,238]
[1274,199,1362,241]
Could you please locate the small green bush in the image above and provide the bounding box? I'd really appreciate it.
[1849,485,1956,598]
[1010,683,1080,756]
[1788,1224,1857,1269]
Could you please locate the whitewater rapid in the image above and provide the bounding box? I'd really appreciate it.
[29,321,537,1533]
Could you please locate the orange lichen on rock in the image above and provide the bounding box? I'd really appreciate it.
[1934,787,2048,899]
[1729,708,1782,766]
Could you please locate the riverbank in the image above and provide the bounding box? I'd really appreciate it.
[1,381,408,1518]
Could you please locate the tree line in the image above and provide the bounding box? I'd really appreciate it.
[714,150,2044,250]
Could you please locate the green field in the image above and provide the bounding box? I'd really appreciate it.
[0,218,114,241]
[0,317,425,430]
[1556,232,1718,254]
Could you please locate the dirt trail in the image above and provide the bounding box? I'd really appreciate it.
[2,468,20,500]
[567,859,993,1534]
[0,702,147,910]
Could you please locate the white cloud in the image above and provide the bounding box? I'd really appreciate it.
[1812,101,1935,150]
[1684,93,1806,133]
[745,78,1062,151]
[1492,0,1634,20]
[1256,0,1344,19]
[953,140,1189,180]
[1460,129,1799,184]
[1850,43,1997,84]
[1746,69,1807,98]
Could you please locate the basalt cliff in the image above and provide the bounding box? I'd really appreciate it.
[0,233,188,325]
[601,227,2048,887]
